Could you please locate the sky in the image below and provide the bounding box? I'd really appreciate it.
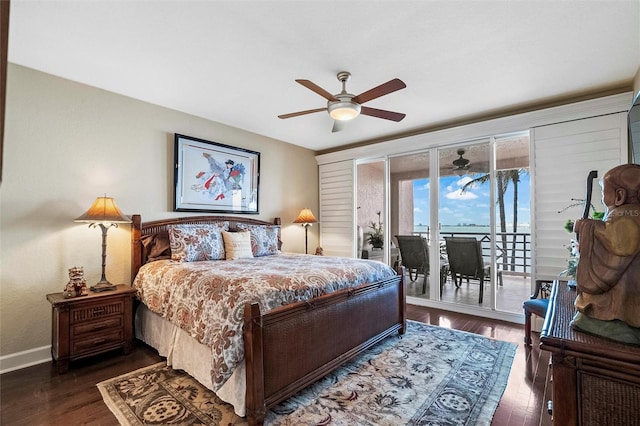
[412,171,531,229]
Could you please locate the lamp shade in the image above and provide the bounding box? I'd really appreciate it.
[75,196,131,224]
[293,208,317,224]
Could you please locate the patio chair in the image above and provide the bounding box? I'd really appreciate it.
[444,237,503,304]
[523,279,553,346]
[395,235,430,293]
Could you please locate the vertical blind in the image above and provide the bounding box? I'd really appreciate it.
[319,160,355,257]
[532,112,627,280]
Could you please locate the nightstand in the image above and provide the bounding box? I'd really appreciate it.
[46,284,136,374]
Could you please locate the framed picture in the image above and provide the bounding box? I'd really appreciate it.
[174,134,260,214]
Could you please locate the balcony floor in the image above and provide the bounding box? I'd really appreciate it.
[405,272,532,314]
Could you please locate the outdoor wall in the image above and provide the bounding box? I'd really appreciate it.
[394,180,416,237]
[0,64,318,368]
[356,162,384,248]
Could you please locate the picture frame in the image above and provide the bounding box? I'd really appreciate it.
[174,134,260,214]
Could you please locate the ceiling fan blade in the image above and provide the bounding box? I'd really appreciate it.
[332,120,346,133]
[360,106,406,122]
[295,79,338,101]
[352,78,406,104]
[278,108,327,119]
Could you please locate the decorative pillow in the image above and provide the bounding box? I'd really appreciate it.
[168,222,228,262]
[140,231,172,262]
[222,231,254,260]
[236,224,280,257]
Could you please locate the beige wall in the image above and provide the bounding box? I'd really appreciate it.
[0,64,318,359]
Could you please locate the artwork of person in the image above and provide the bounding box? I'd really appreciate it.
[194,170,226,200]
[224,159,245,190]
[571,164,640,344]
[192,153,246,201]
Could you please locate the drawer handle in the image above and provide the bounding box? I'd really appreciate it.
[547,400,553,415]
[91,322,111,331]
[92,308,105,315]
[93,338,106,345]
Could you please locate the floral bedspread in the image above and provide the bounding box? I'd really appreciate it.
[132,253,396,391]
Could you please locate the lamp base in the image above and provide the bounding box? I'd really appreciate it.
[90,281,117,292]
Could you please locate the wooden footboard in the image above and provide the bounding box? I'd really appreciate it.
[243,269,406,425]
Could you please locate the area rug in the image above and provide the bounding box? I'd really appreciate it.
[97,320,516,425]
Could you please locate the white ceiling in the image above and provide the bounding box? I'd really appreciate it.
[7,1,640,152]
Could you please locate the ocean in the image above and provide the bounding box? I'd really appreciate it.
[413,225,531,235]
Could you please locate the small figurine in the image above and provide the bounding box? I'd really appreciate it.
[314,246,324,256]
[64,266,88,298]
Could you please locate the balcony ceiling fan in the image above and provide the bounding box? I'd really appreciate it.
[452,149,472,175]
[278,71,406,133]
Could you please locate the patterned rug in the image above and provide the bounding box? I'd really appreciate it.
[97,320,516,425]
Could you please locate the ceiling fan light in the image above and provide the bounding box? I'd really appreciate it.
[328,101,361,121]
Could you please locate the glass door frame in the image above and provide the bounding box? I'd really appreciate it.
[428,139,499,309]
[355,157,392,265]
[372,135,521,314]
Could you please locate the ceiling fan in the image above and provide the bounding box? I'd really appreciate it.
[278,71,406,132]
[452,149,472,175]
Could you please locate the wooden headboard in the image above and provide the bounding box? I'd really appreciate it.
[130,214,282,279]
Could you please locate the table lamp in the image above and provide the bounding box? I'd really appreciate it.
[75,195,131,291]
[293,208,317,254]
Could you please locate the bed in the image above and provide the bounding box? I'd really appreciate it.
[130,214,406,425]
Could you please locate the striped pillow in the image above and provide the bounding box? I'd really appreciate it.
[222,231,254,260]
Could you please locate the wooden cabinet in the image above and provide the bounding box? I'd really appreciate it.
[46,285,135,373]
[540,282,640,425]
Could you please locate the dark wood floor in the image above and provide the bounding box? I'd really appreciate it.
[0,305,550,425]
[406,305,551,426]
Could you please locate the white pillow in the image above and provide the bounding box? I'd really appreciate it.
[222,231,254,260]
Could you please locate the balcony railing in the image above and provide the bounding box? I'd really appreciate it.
[412,231,531,277]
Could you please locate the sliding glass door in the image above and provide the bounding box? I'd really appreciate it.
[438,142,493,308]
[494,133,531,313]
[386,133,531,314]
[389,152,434,299]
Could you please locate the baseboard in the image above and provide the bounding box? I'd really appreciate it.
[407,297,524,324]
[0,345,51,374]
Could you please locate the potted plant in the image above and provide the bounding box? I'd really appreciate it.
[367,211,384,249]
[560,238,579,285]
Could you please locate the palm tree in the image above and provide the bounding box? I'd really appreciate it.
[462,169,527,272]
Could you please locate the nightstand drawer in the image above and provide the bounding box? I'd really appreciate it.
[72,316,122,337]
[72,330,123,355]
[70,300,124,323]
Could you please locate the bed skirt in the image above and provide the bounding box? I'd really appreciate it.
[134,304,248,416]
